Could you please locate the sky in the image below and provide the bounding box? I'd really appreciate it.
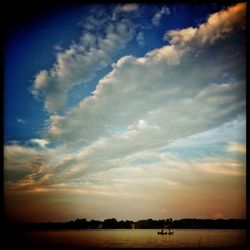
[4,2,246,223]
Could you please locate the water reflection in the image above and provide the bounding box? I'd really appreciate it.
[21,229,246,248]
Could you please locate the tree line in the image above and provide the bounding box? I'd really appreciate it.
[18,218,246,230]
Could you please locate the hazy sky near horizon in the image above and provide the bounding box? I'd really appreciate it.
[4,2,246,222]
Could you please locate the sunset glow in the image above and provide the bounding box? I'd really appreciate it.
[4,2,246,223]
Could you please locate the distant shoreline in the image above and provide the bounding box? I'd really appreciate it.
[7,218,246,230]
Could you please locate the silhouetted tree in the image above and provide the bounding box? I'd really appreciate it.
[103,218,118,229]
[17,218,246,230]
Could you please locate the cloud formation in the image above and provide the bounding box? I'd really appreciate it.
[116,3,139,12]
[136,31,145,47]
[32,9,136,112]
[23,3,244,181]
[152,6,170,26]
[5,3,246,221]
[17,118,26,124]
[9,3,242,192]
[226,141,246,154]
[46,45,245,148]
[4,139,246,221]
[30,139,49,149]
[165,2,246,47]
[35,3,244,191]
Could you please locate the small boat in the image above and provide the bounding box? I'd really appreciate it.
[168,226,174,235]
[158,225,174,235]
[157,231,168,235]
[157,228,168,235]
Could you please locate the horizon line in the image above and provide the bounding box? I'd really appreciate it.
[7,217,246,224]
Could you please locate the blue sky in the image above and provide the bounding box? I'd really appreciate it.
[4,3,246,222]
[4,3,225,143]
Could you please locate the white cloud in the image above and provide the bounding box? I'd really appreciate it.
[41,77,245,183]
[35,3,245,188]
[4,145,38,168]
[17,118,26,124]
[152,6,170,27]
[6,141,245,221]
[32,3,245,114]
[165,2,246,48]
[136,31,145,47]
[193,158,245,176]
[117,3,139,12]
[46,50,245,149]
[32,11,136,112]
[146,44,184,64]
[54,44,63,51]
[30,139,49,149]
[4,145,43,183]
[5,4,246,221]
[5,139,245,191]
[165,116,246,149]
[4,143,69,188]
[226,141,246,154]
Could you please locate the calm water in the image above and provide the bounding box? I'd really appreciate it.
[21,229,246,248]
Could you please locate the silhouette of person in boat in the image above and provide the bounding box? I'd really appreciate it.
[158,224,174,235]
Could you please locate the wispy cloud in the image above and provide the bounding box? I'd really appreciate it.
[4,141,246,220]
[17,118,26,124]
[226,141,246,154]
[5,3,246,221]
[30,139,49,149]
[152,6,170,27]
[165,2,246,47]
[116,3,139,12]
[26,3,246,186]
[136,31,145,47]
[53,44,63,51]
[32,8,136,112]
